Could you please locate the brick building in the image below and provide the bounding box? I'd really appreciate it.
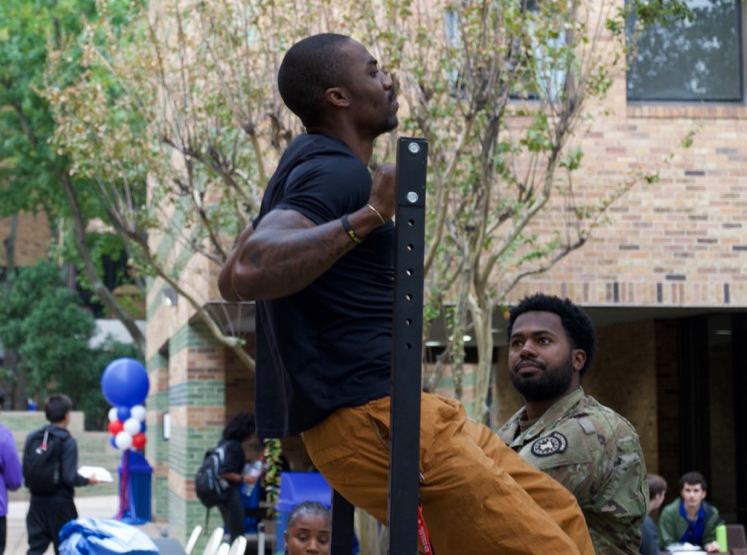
[144,0,746,545]
[0,213,51,270]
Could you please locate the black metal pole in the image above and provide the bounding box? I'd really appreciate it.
[329,137,428,555]
[388,137,428,554]
[331,490,355,554]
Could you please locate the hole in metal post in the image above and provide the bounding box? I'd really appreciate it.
[407,244,414,251]
[406,343,412,350]
[408,219,414,226]
[406,293,412,301]
[406,269,412,276]
[405,318,412,325]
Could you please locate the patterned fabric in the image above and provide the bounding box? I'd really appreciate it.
[499,388,649,554]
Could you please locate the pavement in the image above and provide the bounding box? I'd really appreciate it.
[6,495,165,555]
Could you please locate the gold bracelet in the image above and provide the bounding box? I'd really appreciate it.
[366,203,386,225]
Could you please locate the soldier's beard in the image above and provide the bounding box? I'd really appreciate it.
[511,356,574,402]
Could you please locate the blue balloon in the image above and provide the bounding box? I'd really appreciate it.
[101,358,149,408]
[110,436,117,448]
[117,406,131,421]
[140,422,146,434]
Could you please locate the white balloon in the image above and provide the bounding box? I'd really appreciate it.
[115,431,133,450]
[130,405,147,422]
[123,418,141,436]
[108,407,118,422]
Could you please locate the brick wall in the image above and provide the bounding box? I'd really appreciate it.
[0,213,51,267]
[146,352,170,521]
[510,88,747,308]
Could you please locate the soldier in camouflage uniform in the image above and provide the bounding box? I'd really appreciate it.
[498,294,648,554]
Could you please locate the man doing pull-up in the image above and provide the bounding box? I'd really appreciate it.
[219,33,593,554]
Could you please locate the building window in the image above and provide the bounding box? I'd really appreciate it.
[627,0,743,102]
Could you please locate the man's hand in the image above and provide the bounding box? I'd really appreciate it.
[87,476,99,486]
[367,164,396,222]
[704,541,721,553]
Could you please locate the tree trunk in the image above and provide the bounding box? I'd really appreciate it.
[59,173,147,355]
[3,214,17,276]
[2,215,26,408]
[470,300,495,426]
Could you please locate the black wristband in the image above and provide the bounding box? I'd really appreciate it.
[341,214,363,244]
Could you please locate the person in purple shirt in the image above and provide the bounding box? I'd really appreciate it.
[0,387,23,554]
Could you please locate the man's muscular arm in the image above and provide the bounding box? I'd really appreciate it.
[219,164,395,301]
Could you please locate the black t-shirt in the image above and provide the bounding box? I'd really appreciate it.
[218,440,246,490]
[253,134,394,438]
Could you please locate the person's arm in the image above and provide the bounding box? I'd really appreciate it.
[702,505,720,552]
[219,164,395,301]
[658,504,677,548]
[219,472,258,485]
[60,436,95,487]
[639,516,659,555]
[218,441,255,485]
[2,432,22,491]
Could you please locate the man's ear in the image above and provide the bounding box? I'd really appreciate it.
[572,349,586,373]
[325,87,349,108]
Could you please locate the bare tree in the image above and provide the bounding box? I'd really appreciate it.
[352,0,692,421]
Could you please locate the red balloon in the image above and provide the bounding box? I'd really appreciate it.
[132,433,147,449]
[108,420,124,435]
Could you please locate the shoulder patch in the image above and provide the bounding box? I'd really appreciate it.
[531,432,568,457]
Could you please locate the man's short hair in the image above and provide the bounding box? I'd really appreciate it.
[507,294,597,376]
[278,33,352,128]
[45,394,72,424]
[679,471,707,492]
[647,473,667,498]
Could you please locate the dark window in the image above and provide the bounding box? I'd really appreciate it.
[627,0,744,102]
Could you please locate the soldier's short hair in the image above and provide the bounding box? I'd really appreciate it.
[647,473,667,498]
[507,294,597,377]
[679,471,707,492]
[278,34,352,128]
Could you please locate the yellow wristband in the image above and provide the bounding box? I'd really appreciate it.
[341,214,363,244]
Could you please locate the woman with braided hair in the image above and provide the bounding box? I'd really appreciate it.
[284,502,330,555]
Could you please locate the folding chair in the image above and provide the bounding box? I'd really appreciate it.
[227,536,247,555]
[215,543,230,555]
[727,524,747,551]
[185,525,203,555]
[202,527,225,555]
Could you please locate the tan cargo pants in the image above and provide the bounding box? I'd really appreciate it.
[302,393,594,555]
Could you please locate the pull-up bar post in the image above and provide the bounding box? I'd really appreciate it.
[330,137,428,555]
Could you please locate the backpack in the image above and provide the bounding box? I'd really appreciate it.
[23,426,63,496]
[194,445,229,508]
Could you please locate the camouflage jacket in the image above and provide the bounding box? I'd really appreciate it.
[498,388,648,554]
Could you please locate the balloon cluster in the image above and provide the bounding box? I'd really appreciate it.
[107,405,147,450]
[101,358,150,451]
